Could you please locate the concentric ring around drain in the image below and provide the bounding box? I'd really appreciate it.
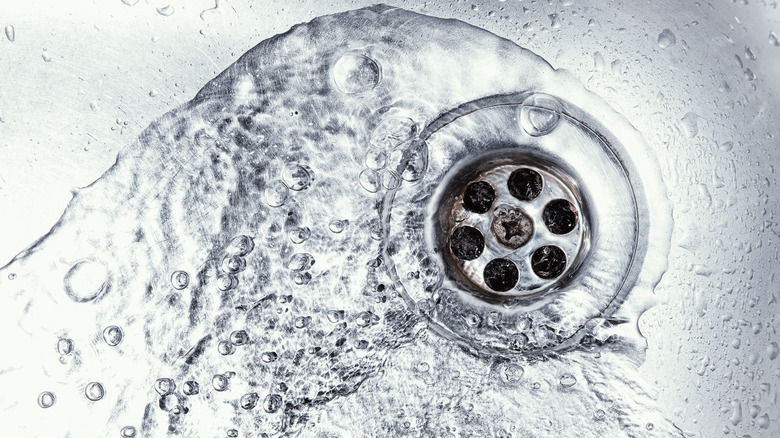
[383,91,645,355]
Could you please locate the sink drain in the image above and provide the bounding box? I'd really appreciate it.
[384,91,656,354]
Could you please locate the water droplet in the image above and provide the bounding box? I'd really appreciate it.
[519,94,562,136]
[216,274,238,291]
[719,141,734,152]
[327,310,344,323]
[356,310,379,327]
[170,270,189,290]
[768,341,779,360]
[120,426,137,437]
[148,89,158,97]
[240,392,259,409]
[593,52,605,71]
[156,5,175,16]
[499,363,525,384]
[217,340,235,355]
[770,31,779,46]
[154,378,176,396]
[744,46,756,60]
[64,260,109,302]
[287,253,314,271]
[548,13,560,29]
[35,391,56,409]
[328,220,347,234]
[400,142,428,182]
[182,380,199,395]
[212,374,228,391]
[293,272,311,285]
[5,25,15,42]
[226,235,254,256]
[42,52,51,62]
[744,68,756,81]
[288,227,310,244]
[227,429,239,437]
[645,423,654,431]
[294,316,311,329]
[282,164,313,191]
[559,373,577,387]
[120,0,139,5]
[263,394,282,413]
[264,181,288,207]
[332,53,381,94]
[230,330,249,346]
[57,338,74,355]
[370,117,417,151]
[102,325,124,346]
[221,254,246,274]
[657,28,676,48]
[680,112,699,138]
[200,0,220,20]
[84,382,105,401]
[261,351,278,363]
[359,168,381,193]
[594,409,606,420]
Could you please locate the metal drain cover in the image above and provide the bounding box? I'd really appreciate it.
[385,92,654,354]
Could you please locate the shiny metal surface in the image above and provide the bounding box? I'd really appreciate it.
[1,1,779,436]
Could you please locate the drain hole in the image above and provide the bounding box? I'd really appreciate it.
[450,226,485,261]
[531,245,567,279]
[542,199,578,234]
[491,207,533,249]
[462,181,496,214]
[484,258,519,292]
[507,168,543,201]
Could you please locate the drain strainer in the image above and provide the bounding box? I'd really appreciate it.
[384,92,651,354]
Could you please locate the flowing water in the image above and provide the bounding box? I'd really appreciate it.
[0,1,778,437]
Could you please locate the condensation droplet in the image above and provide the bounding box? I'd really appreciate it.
[328,220,347,234]
[154,378,176,396]
[288,227,311,244]
[212,374,228,391]
[332,53,381,94]
[37,391,55,408]
[156,5,175,16]
[57,338,74,355]
[170,270,189,290]
[768,341,779,360]
[5,25,15,42]
[42,52,52,62]
[264,181,289,207]
[85,382,105,401]
[559,373,577,387]
[519,94,562,137]
[680,112,699,138]
[120,426,137,437]
[64,260,109,303]
[359,168,381,193]
[102,325,124,346]
[657,28,676,48]
[770,31,779,46]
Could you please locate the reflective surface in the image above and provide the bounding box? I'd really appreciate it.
[0,1,778,437]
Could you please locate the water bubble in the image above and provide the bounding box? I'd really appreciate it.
[230,330,249,346]
[359,168,382,193]
[154,378,176,396]
[400,142,428,182]
[657,28,676,48]
[102,325,124,346]
[212,374,229,391]
[382,169,402,190]
[328,220,347,234]
[226,235,254,256]
[120,426,137,437]
[37,391,55,408]
[156,5,175,16]
[757,413,769,429]
[370,117,417,151]
[216,274,238,291]
[332,53,381,94]
[264,181,289,207]
[263,394,283,413]
[287,253,314,271]
[519,94,562,136]
[57,338,74,355]
[7,273,16,280]
[170,270,189,290]
[646,423,654,431]
[770,31,779,46]
[4,25,14,42]
[288,227,310,244]
[282,164,313,191]
[559,373,577,387]
[84,382,105,401]
[64,260,109,303]
[227,429,239,437]
[218,340,235,355]
[261,351,278,363]
[221,255,246,274]
[498,363,525,384]
[183,381,199,395]
[240,392,259,410]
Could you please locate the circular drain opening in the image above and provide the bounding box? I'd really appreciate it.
[385,91,651,354]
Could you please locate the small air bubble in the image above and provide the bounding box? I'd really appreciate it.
[217,340,235,355]
[84,382,105,401]
[57,338,74,355]
[102,325,124,346]
[229,330,249,346]
[264,181,289,207]
[182,381,199,395]
[154,378,176,396]
[328,220,347,234]
[240,392,259,410]
[37,391,55,408]
[170,270,189,290]
[559,373,577,387]
[120,426,137,437]
[263,394,282,413]
[212,374,228,391]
